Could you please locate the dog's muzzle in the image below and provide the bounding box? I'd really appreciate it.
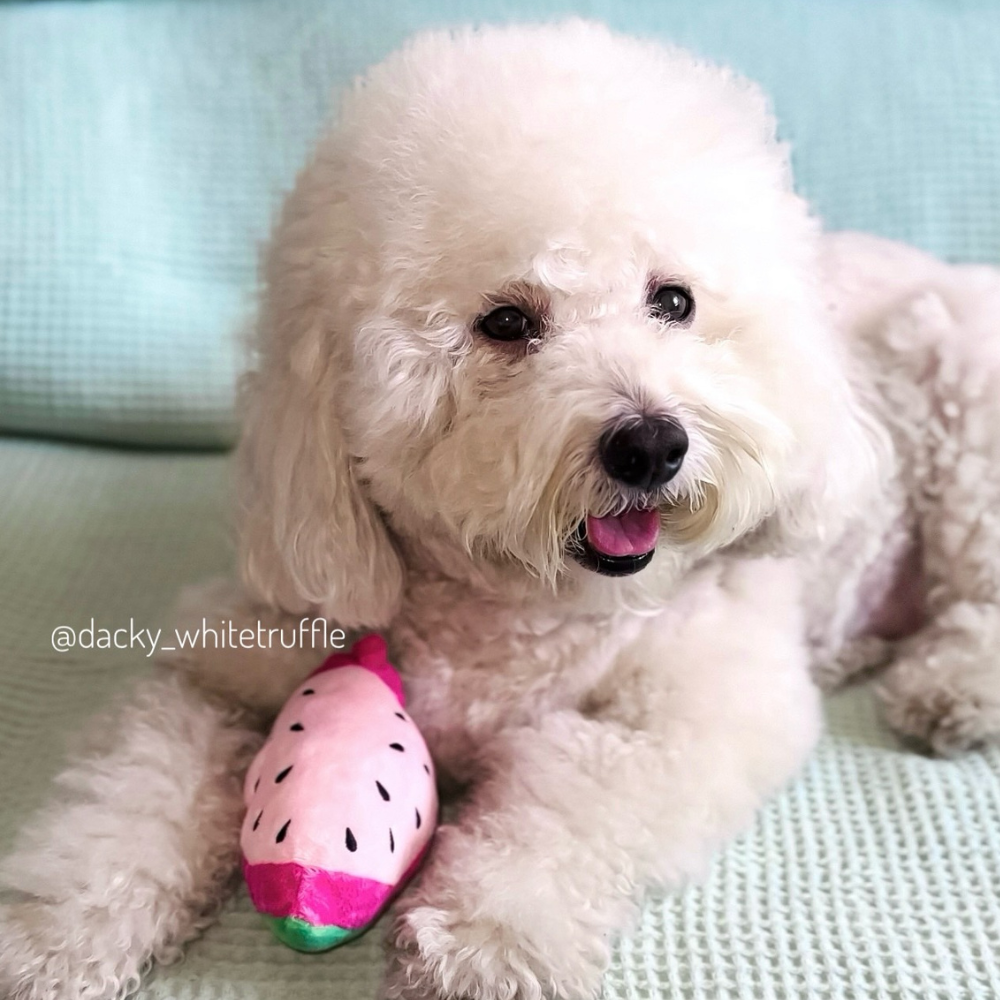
[570,416,686,576]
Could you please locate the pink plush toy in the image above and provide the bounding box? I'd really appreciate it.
[241,634,438,951]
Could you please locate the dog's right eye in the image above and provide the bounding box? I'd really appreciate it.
[648,284,694,325]
[476,306,534,342]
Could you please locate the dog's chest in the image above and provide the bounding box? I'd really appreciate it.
[387,581,641,782]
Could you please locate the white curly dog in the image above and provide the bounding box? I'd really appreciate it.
[3,20,1000,1000]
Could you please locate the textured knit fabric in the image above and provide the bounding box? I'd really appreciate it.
[0,438,998,999]
[1,0,1000,446]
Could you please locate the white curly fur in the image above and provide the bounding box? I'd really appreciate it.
[3,21,1000,1000]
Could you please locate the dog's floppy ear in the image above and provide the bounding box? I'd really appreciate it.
[238,333,405,627]
[237,193,405,627]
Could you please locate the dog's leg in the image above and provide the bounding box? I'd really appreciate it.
[876,455,1000,753]
[880,604,1000,754]
[871,286,1000,753]
[0,671,261,1000]
[382,559,820,1000]
[0,579,323,1000]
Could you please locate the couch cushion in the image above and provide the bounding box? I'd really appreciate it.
[1,0,999,445]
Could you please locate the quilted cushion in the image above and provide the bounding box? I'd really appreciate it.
[0,0,998,445]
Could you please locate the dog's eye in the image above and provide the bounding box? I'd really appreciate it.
[476,306,534,342]
[648,284,694,324]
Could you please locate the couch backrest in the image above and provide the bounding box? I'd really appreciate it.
[1,0,997,447]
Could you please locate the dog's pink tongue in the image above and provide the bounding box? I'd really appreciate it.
[585,508,660,557]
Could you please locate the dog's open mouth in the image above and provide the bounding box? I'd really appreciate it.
[570,507,660,576]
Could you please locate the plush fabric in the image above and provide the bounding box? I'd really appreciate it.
[1,0,999,446]
[241,635,438,952]
[0,439,997,998]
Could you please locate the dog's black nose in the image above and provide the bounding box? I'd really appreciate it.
[599,416,688,491]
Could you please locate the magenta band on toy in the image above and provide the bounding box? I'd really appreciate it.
[242,845,431,929]
[243,859,393,928]
[308,633,405,706]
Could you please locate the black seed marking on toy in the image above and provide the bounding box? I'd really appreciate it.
[389,829,395,853]
[254,777,260,793]
[415,808,421,830]
[252,810,262,831]
[302,688,315,696]
[276,819,291,844]
[346,827,358,852]
[390,742,404,752]
[290,723,304,732]
[275,766,293,783]
[423,764,430,774]
[376,780,390,801]
[395,712,406,720]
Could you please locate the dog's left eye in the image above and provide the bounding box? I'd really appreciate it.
[648,284,695,324]
[476,306,534,342]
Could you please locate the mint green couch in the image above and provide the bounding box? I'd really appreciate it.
[1,2,999,998]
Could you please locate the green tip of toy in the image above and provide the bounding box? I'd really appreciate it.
[262,915,367,952]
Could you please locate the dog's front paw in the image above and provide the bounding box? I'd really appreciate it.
[382,902,549,1000]
[380,825,609,1000]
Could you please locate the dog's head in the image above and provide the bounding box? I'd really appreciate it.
[239,21,880,625]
